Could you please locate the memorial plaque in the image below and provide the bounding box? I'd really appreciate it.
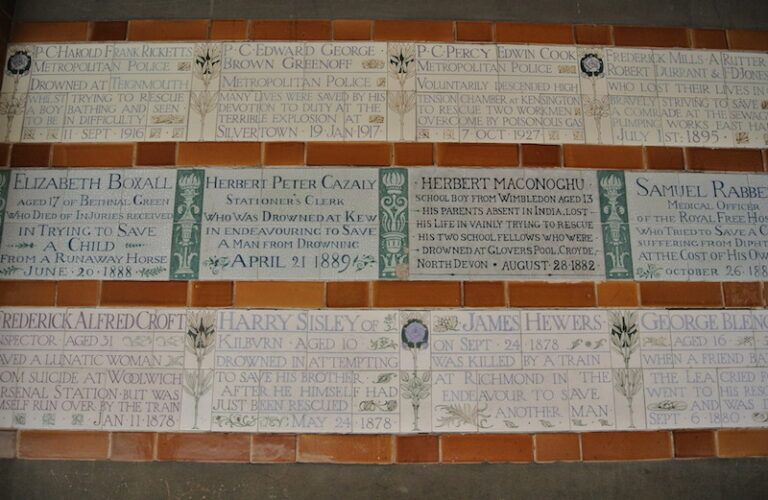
[0,169,175,280]
[199,167,379,280]
[0,42,765,148]
[0,167,767,282]
[626,171,768,281]
[408,168,604,280]
[2,307,767,433]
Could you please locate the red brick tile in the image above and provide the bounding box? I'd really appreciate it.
[12,22,89,42]
[535,433,580,462]
[394,143,433,166]
[306,143,390,166]
[177,142,261,166]
[613,26,689,48]
[90,21,127,41]
[495,22,574,44]
[263,142,304,165]
[674,430,716,458]
[52,144,134,167]
[333,20,372,40]
[564,145,643,169]
[157,433,250,462]
[723,282,763,307]
[10,143,51,167]
[0,281,56,306]
[101,281,187,307]
[111,433,155,461]
[718,429,768,457]
[645,146,684,170]
[575,25,612,45]
[374,20,454,42]
[396,435,438,463]
[190,281,233,307]
[19,431,109,460]
[57,281,100,306]
[0,143,9,166]
[436,143,518,167]
[685,148,763,172]
[690,29,727,49]
[464,281,506,307]
[250,20,331,41]
[0,430,16,459]
[582,431,672,461]
[441,434,533,463]
[727,30,768,51]
[640,282,723,307]
[521,144,561,167]
[508,282,596,307]
[327,282,369,308]
[136,142,176,166]
[456,22,493,42]
[235,281,325,308]
[373,281,461,307]
[251,435,296,463]
[210,20,248,40]
[298,435,392,463]
[128,20,209,41]
[597,281,639,307]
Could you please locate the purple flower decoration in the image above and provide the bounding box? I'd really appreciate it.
[580,53,604,77]
[6,50,31,76]
[401,319,428,349]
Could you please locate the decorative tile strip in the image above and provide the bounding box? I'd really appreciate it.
[1,42,766,147]
[0,167,767,281]
[0,307,766,433]
[170,169,205,280]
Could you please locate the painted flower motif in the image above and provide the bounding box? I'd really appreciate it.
[580,53,604,77]
[389,49,413,75]
[401,319,428,349]
[6,50,31,76]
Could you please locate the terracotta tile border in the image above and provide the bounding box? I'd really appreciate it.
[3,429,768,462]
[2,143,765,174]
[2,20,763,51]
[0,280,765,308]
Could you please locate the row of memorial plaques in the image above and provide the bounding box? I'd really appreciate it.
[1,42,766,147]
[1,167,767,282]
[0,307,766,433]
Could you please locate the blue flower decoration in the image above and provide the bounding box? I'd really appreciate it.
[580,53,604,77]
[401,319,428,349]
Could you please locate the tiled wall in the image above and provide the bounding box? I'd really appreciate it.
[0,19,767,464]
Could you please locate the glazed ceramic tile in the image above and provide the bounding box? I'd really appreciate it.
[643,368,721,429]
[653,49,726,99]
[723,51,768,148]
[498,44,579,95]
[4,307,768,434]
[21,93,65,142]
[415,91,458,142]
[668,310,756,369]
[220,42,305,92]
[480,370,571,432]
[415,43,498,93]
[625,171,764,281]
[521,310,611,370]
[637,310,674,369]
[717,367,768,428]
[408,168,603,281]
[567,369,617,431]
[660,96,734,147]
[608,95,664,145]
[339,90,387,141]
[303,42,387,92]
